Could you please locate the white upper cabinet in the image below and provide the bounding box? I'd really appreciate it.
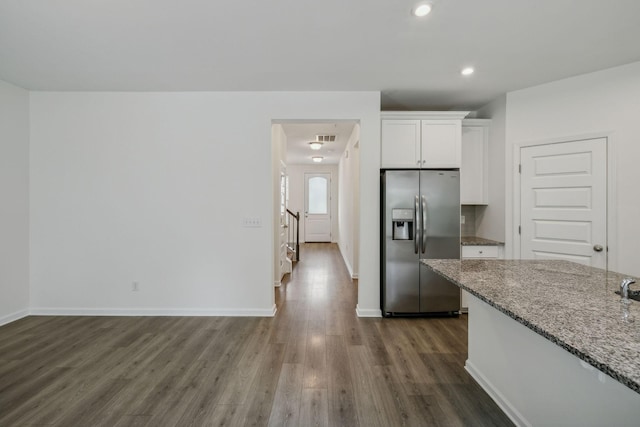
[421,120,462,168]
[460,119,490,205]
[381,112,469,169]
[380,119,421,168]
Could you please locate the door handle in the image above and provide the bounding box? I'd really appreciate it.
[414,195,419,254]
[593,244,604,252]
[421,196,427,254]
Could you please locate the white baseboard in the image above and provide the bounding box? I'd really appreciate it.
[29,304,278,317]
[465,360,530,427]
[355,304,381,318]
[0,309,29,327]
[337,242,358,280]
[274,280,282,288]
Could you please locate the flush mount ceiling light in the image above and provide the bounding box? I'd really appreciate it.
[312,156,323,163]
[309,141,323,150]
[413,3,432,17]
[461,67,475,76]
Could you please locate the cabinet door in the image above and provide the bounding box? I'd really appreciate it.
[461,126,488,204]
[381,119,421,168]
[461,245,499,258]
[421,120,461,168]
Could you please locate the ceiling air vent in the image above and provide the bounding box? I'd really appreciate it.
[315,135,336,142]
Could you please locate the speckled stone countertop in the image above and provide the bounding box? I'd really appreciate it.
[422,259,640,394]
[460,236,504,246]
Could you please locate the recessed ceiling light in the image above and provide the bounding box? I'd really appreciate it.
[309,141,323,150]
[413,3,432,17]
[461,67,475,76]
[312,156,323,163]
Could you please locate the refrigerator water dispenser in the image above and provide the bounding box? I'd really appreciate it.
[392,209,414,240]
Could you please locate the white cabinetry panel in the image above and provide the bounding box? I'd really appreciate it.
[421,120,461,168]
[461,120,490,204]
[462,245,499,258]
[380,112,469,169]
[380,119,420,168]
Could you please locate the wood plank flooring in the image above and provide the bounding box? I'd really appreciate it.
[0,243,512,426]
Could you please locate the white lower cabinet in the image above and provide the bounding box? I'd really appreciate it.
[461,245,503,311]
[461,245,499,258]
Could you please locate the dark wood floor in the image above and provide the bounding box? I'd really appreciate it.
[0,243,512,426]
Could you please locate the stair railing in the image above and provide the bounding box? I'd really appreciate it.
[285,209,300,262]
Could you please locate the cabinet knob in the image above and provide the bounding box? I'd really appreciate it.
[416,160,420,165]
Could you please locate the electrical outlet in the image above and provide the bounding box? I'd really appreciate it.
[132,282,139,292]
[242,217,262,227]
[461,215,466,225]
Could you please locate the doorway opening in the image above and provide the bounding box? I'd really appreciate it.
[271,120,360,307]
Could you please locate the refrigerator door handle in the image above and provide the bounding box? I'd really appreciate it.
[421,195,427,254]
[414,195,420,254]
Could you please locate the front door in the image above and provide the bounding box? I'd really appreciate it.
[520,138,607,268]
[304,173,331,242]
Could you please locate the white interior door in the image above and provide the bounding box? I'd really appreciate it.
[304,173,331,242]
[520,138,607,268]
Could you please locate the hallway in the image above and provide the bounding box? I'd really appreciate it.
[276,242,358,313]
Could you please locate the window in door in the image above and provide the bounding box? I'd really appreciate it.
[305,173,331,242]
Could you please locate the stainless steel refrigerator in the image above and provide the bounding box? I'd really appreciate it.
[381,169,460,316]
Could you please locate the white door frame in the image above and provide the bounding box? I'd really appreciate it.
[304,172,332,242]
[512,132,618,271]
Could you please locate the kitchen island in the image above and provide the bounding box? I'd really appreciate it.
[422,259,640,426]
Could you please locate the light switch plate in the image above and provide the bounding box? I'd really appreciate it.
[243,217,262,227]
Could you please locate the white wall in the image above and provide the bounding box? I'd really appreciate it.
[0,80,30,325]
[286,164,339,244]
[272,124,287,285]
[29,91,381,315]
[475,95,506,243]
[505,61,640,275]
[338,124,360,278]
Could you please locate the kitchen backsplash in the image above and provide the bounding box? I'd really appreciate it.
[461,205,476,237]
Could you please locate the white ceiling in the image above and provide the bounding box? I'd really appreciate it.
[281,122,356,165]
[1,0,640,111]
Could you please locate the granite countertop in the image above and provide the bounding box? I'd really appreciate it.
[460,236,504,246]
[422,259,640,394]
